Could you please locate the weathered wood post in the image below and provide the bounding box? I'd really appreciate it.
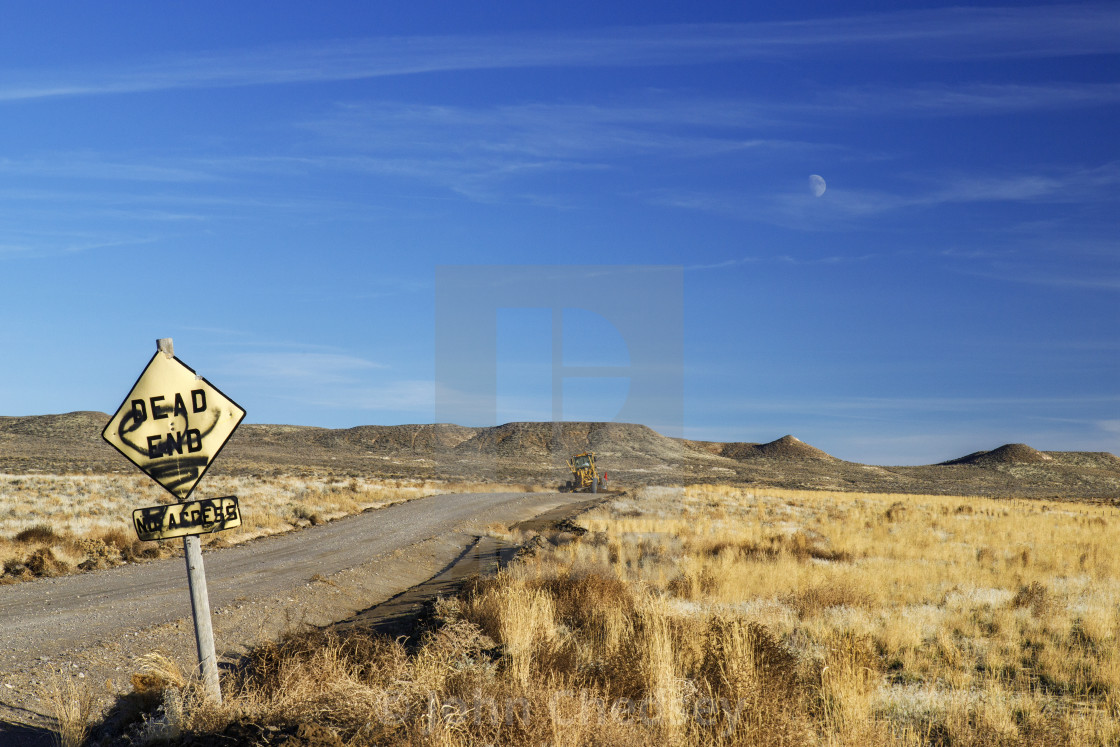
[184,533,222,702]
[156,338,222,703]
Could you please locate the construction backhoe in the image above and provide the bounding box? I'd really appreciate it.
[562,451,607,493]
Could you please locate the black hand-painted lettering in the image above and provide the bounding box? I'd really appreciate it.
[173,393,188,418]
[147,456,209,494]
[117,405,151,456]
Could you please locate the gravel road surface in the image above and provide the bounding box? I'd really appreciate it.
[0,490,583,739]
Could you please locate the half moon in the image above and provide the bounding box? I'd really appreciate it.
[809,174,827,197]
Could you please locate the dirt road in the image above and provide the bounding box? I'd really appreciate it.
[0,490,584,738]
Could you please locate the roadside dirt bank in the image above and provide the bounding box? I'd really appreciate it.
[0,491,592,743]
[328,496,607,640]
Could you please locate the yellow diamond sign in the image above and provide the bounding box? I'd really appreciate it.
[103,350,245,500]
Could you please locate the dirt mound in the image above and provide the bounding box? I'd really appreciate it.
[312,424,478,453]
[224,423,480,464]
[676,439,727,456]
[454,421,696,464]
[1044,451,1120,470]
[0,412,119,472]
[756,435,834,460]
[236,423,329,447]
[720,435,834,461]
[943,443,1053,466]
[0,411,109,441]
[716,442,762,459]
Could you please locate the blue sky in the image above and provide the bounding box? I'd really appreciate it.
[0,1,1117,465]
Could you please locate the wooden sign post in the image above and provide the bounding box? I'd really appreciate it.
[184,533,220,701]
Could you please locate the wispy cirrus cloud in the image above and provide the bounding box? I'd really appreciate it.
[829,164,1120,215]
[0,227,159,257]
[684,253,881,271]
[293,99,803,200]
[3,80,1113,215]
[331,380,435,412]
[306,101,784,159]
[212,345,434,414]
[0,154,216,182]
[0,181,391,230]
[691,393,1120,418]
[222,352,387,385]
[802,82,1120,117]
[656,161,1120,229]
[964,266,1120,291]
[215,344,433,413]
[0,5,1116,101]
[920,163,1120,205]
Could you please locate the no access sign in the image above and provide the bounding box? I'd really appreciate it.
[133,496,242,542]
[102,348,245,500]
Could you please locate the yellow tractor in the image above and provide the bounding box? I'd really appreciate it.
[563,451,607,493]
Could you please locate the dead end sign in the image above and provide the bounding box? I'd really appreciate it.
[102,349,245,501]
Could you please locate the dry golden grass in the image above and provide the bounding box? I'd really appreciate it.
[42,673,96,747]
[79,484,1120,745]
[560,485,1120,744]
[0,473,534,582]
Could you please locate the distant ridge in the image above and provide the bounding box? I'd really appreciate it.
[454,422,696,463]
[941,443,1053,466]
[1,413,1118,498]
[0,411,109,441]
[746,435,835,461]
[311,424,479,453]
[684,434,836,461]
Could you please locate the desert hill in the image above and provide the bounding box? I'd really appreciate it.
[0,411,108,441]
[683,435,836,461]
[0,411,114,473]
[1,413,1117,499]
[941,443,1053,466]
[455,422,700,463]
[309,423,478,453]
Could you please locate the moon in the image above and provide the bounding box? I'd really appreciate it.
[809,174,827,197]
